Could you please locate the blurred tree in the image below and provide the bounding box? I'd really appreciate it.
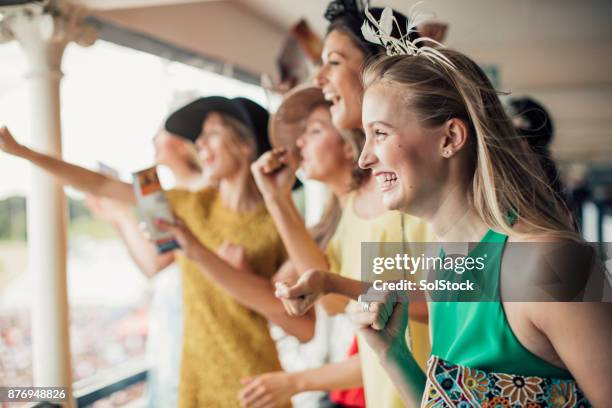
[0,196,26,241]
[0,196,115,241]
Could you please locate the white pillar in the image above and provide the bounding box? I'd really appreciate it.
[1,3,96,406]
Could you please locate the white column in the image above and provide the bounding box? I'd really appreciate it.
[1,3,96,406]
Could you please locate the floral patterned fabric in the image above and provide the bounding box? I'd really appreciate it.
[422,355,591,408]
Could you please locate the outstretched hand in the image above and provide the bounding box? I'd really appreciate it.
[0,126,26,157]
[85,194,132,224]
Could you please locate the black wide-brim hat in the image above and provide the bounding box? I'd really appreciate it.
[164,96,272,157]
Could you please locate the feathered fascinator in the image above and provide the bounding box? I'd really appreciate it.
[360,3,455,69]
[324,0,418,58]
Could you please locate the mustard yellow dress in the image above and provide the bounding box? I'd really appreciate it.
[325,191,435,408]
[167,188,287,408]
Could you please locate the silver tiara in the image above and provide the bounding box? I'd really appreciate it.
[360,4,455,69]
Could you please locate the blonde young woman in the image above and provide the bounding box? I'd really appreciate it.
[275,23,612,407]
[239,85,369,408]
[0,96,314,407]
[249,2,437,407]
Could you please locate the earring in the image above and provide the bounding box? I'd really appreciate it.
[444,150,452,157]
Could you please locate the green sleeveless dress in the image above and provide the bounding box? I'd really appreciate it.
[422,229,591,407]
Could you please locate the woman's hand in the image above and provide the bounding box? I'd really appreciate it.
[85,194,132,225]
[274,269,328,316]
[238,371,297,408]
[217,240,255,274]
[251,147,297,201]
[352,290,427,406]
[0,126,27,157]
[418,22,448,43]
[352,289,410,360]
[271,261,298,286]
[156,217,202,259]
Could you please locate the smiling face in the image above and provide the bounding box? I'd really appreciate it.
[359,82,448,215]
[314,29,366,130]
[296,104,353,183]
[194,112,251,181]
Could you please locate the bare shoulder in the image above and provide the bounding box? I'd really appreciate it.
[500,223,612,373]
[501,222,604,302]
[501,220,610,312]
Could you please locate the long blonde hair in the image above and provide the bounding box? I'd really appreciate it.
[362,49,578,240]
[219,113,258,162]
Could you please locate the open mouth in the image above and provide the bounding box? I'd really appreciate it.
[375,172,398,191]
[198,150,215,166]
[324,91,341,110]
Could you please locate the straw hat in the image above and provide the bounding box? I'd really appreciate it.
[269,84,329,152]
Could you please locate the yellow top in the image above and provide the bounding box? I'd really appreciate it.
[326,191,435,408]
[167,188,287,408]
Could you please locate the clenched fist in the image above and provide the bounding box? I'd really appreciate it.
[274,269,329,316]
[250,147,297,201]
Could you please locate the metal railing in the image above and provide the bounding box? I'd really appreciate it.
[74,359,148,407]
[30,358,148,408]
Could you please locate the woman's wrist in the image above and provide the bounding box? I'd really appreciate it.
[187,240,207,262]
[262,189,293,209]
[115,213,133,227]
[379,338,427,404]
[380,338,415,375]
[287,371,306,394]
[14,143,32,159]
[324,273,365,300]
[322,271,335,296]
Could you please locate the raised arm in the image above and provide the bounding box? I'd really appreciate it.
[251,149,355,314]
[352,293,426,407]
[0,126,135,203]
[159,218,315,342]
[86,195,174,278]
[251,149,329,273]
